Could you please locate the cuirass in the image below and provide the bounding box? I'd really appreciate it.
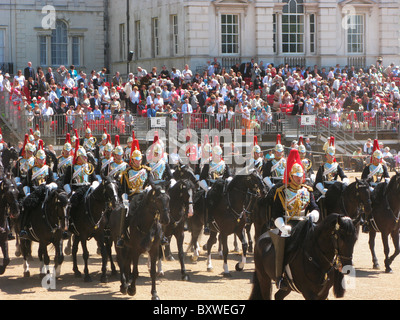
[127,167,148,194]
[19,157,34,177]
[109,161,127,177]
[150,160,166,180]
[72,164,90,184]
[283,186,311,221]
[323,162,338,181]
[209,160,225,179]
[58,156,72,174]
[271,158,286,177]
[32,165,49,186]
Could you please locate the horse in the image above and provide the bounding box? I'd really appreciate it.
[113,185,170,300]
[1,145,19,174]
[0,174,20,275]
[157,178,196,281]
[17,185,69,278]
[250,214,358,300]
[322,179,372,222]
[367,172,400,273]
[203,170,266,277]
[68,176,120,283]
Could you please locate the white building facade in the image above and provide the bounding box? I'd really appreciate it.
[109,0,400,75]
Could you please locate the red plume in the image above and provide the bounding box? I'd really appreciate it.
[204,135,210,145]
[74,129,78,139]
[35,124,39,131]
[103,127,107,135]
[107,134,111,144]
[131,130,135,140]
[329,136,335,147]
[29,128,34,135]
[372,139,380,152]
[276,134,281,145]
[73,138,80,165]
[254,136,258,146]
[214,136,220,147]
[115,135,120,147]
[283,149,304,184]
[298,136,304,146]
[65,133,71,144]
[153,131,159,144]
[0,127,2,135]
[21,134,29,157]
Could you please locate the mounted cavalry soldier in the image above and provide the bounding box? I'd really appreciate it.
[117,135,154,248]
[194,134,212,179]
[314,136,349,200]
[251,136,264,174]
[199,136,232,234]
[147,133,173,182]
[62,139,99,196]
[95,127,110,160]
[123,131,135,163]
[56,133,74,180]
[271,148,319,290]
[96,134,113,180]
[262,134,286,190]
[19,140,58,238]
[361,139,389,233]
[13,134,35,189]
[32,124,41,149]
[81,123,97,154]
[298,136,315,185]
[103,135,128,180]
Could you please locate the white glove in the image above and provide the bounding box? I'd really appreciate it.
[170,178,177,188]
[342,178,350,186]
[46,182,58,191]
[263,176,274,189]
[316,182,327,195]
[385,178,390,184]
[274,217,291,237]
[306,210,319,223]
[64,184,71,194]
[122,193,129,209]
[91,181,100,190]
[226,176,233,183]
[198,179,209,192]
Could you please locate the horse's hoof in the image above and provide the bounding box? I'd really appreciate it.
[182,274,190,281]
[235,262,244,272]
[191,255,199,262]
[84,275,92,282]
[100,275,108,283]
[165,255,175,261]
[157,271,165,278]
[385,268,393,274]
[15,250,21,257]
[0,267,6,275]
[120,285,127,295]
[74,270,82,278]
[127,286,136,296]
[24,271,30,278]
[207,267,213,272]
[111,269,118,277]
[223,272,232,278]
[64,248,71,256]
[152,295,160,300]
[373,264,380,270]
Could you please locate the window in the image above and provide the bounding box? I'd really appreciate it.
[282,0,304,53]
[272,14,277,54]
[172,15,178,55]
[347,14,364,54]
[51,20,68,65]
[221,14,239,54]
[119,23,126,61]
[72,37,80,66]
[0,29,5,63]
[135,21,142,60]
[39,36,47,66]
[310,14,315,53]
[152,18,159,57]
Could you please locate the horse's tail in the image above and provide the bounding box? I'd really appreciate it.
[333,269,345,298]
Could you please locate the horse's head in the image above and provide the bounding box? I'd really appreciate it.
[48,189,69,226]
[148,185,170,225]
[243,170,267,198]
[354,178,372,217]
[0,175,20,219]
[170,179,195,217]
[102,176,121,208]
[389,170,400,192]
[329,214,357,268]
[173,164,198,185]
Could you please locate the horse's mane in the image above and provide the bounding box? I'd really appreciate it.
[22,184,48,209]
[371,181,388,207]
[70,185,91,207]
[285,218,314,255]
[324,181,346,210]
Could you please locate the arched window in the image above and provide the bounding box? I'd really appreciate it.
[51,20,68,66]
[282,0,304,53]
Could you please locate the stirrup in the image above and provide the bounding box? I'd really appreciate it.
[116,237,125,248]
[276,277,289,291]
[19,229,28,239]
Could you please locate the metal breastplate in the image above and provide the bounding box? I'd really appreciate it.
[301,158,312,172]
[101,157,113,170]
[72,164,90,184]
[209,160,225,179]
[109,161,127,177]
[58,156,72,174]
[323,162,338,181]
[283,186,311,222]
[19,157,34,177]
[127,167,148,194]
[271,158,286,178]
[150,160,166,180]
[369,164,383,181]
[32,165,49,186]
[124,147,131,161]
[98,145,105,158]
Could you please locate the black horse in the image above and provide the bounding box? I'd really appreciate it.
[158,179,196,281]
[113,185,170,300]
[18,185,69,278]
[323,179,372,221]
[68,176,120,283]
[1,146,19,174]
[202,170,265,276]
[250,214,358,300]
[367,172,400,273]
[0,174,20,275]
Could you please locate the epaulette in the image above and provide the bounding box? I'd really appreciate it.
[142,165,152,171]
[302,184,313,192]
[274,184,285,202]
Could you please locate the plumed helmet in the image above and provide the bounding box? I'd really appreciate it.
[127,130,135,143]
[325,136,335,156]
[104,134,113,153]
[85,123,91,135]
[101,127,108,141]
[253,136,261,154]
[372,139,382,161]
[298,136,306,154]
[130,132,142,164]
[284,149,304,184]
[0,127,3,141]
[33,124,41,137]
[35,140,46,160]
[275,134,284,153]
[213,145,223,156]
[113,135,124,155]
[202,135,212,154]
[63,133,72,152]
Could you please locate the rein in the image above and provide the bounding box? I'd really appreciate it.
[227,184,259,222]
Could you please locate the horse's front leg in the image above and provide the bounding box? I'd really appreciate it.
[54,239,64,278]
[235,227,247,272]
[150,246,160,300]
[96,234,108,283]
[368,229,380,269]
[0,240,10,275]
[388,229,400,272]
[221,234,231,277]
[72,235,81,277]
[206,231,217,272]
[127,253,139,297]
[176,231,189,281]
[81,239,91,282]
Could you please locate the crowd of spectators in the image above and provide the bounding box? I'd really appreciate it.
[1,57,400,137]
